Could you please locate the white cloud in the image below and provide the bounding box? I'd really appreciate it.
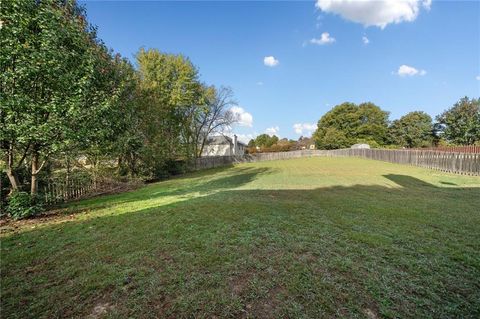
[396,64,426,77]
[293,123,317,135]
[230,106,253,127]
[265,126,280,136]
[263,56,279,67]
[476,75,480,81]
[316,0,432,29]
[362,36,370,45]
[310,32,336,45]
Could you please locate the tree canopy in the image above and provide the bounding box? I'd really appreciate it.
[313,102,389,149]
[1,0,128,194]
[435,97,480,145]
[251,134,279,148]
[388,111,434,148]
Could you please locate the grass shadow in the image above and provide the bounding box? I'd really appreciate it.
[61,166,275,216]
[440,181,457,186]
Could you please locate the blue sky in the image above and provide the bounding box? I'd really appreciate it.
[82,0,480,142]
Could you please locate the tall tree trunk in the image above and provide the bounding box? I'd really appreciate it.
[117,156,123,175]
[31,150,39,195]
[5,146,20,193]
[92,157,98,190]
[5,168,19,193]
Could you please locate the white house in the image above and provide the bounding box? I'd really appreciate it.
[201,135,247,157]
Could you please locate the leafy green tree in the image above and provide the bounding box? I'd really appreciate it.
[254,134,279,148]
[388,111,434,148]
[315,128,350,150]
[135,48,203,177]
[269,135,279,147]
[313,102,389,149]
[435,97,480,145]
[0,0,125,194]
[102,56,142,177]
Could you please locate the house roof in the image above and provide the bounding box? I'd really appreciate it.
[206,136,232,145]
[205,135,247,146]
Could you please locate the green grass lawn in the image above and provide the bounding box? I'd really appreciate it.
[2,157,480,318]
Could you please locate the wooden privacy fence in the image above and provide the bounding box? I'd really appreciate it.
[411,145,480,153]
[327,149,480,175]
[195,149,480,176]
[42,175,95,205]
[194,150,327,170]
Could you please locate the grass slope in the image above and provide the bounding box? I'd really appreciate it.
[1,157,480,318]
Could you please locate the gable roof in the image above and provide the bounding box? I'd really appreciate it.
[205,135,247,147]
[206,135,233,145]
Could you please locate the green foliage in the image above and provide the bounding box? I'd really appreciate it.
[135,48,204,178]
[6,191,43,220]
[315,128,351,149]
[254,134,279,148]
[435,97,480,145]
[388,111,434,148]
[1,0,131,194]
[165,159,188,176]
[313,102,389,149]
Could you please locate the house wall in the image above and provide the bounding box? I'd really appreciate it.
[202,144,233,157]
[235,144,246,156]
[202,143,246,157]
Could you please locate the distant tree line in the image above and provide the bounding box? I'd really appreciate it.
[312,97,480,150]
[0,0,237,216]
[247,135,314,153]
[247,97,479,153]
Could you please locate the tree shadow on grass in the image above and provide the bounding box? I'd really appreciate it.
[440,181,457,186]
[1,175,480,318]
[62,166,276,215]
[383,174,437,188]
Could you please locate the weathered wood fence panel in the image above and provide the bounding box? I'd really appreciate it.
[42,175,94,205]
[411,145,480,153]
[195,149,480,176]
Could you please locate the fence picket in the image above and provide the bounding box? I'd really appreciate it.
[42,174,95,205]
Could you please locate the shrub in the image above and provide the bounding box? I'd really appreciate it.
[6,191,44,220]
[165,159,187,176]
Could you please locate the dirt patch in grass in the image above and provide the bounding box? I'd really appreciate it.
[88,302,115,319]
[364,307,378,319]
[228,272,253,296]
[0,211,83,235]
[146,294,175,318]
[0,182,143,235]
[253,285,287,318]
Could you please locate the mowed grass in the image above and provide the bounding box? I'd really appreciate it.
[1,157,480,318]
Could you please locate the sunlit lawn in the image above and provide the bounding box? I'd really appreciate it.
[1,157,480,318]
